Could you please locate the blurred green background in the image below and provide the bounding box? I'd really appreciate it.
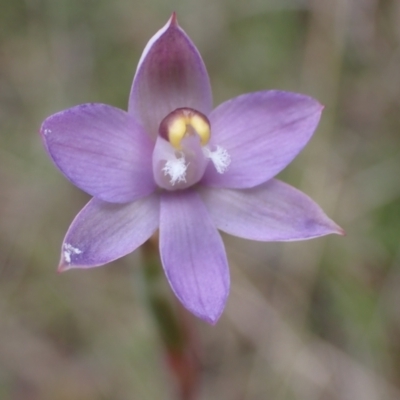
[1,0,400,399]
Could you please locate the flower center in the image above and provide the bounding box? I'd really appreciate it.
[159,108,210,149]
[152,107,231,191]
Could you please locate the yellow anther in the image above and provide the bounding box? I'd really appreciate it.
[168,117,188,149]
[159,108,211,149]
[190,114,210,146]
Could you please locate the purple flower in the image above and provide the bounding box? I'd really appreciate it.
[40,13,343,324]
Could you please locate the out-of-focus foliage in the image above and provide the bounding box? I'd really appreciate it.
[1,0,400,399]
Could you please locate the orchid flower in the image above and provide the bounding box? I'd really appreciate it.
[40,13,343,324]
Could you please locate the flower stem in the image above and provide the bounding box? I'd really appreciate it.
[141,238,200,400]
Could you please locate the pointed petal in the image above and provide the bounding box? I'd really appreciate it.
[129,14,212,139]
[58,193,160,271]
[202,91,323,188]
[159,190,229,324]
[41,104,156,203]
[201,180,343,241]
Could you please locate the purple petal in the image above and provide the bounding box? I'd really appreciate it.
[58,193,160,271]
[129,14,213,139]
[41,103,156,203]
[200,179,344,241]
[202,91,323,188]
[159,189,229,324]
